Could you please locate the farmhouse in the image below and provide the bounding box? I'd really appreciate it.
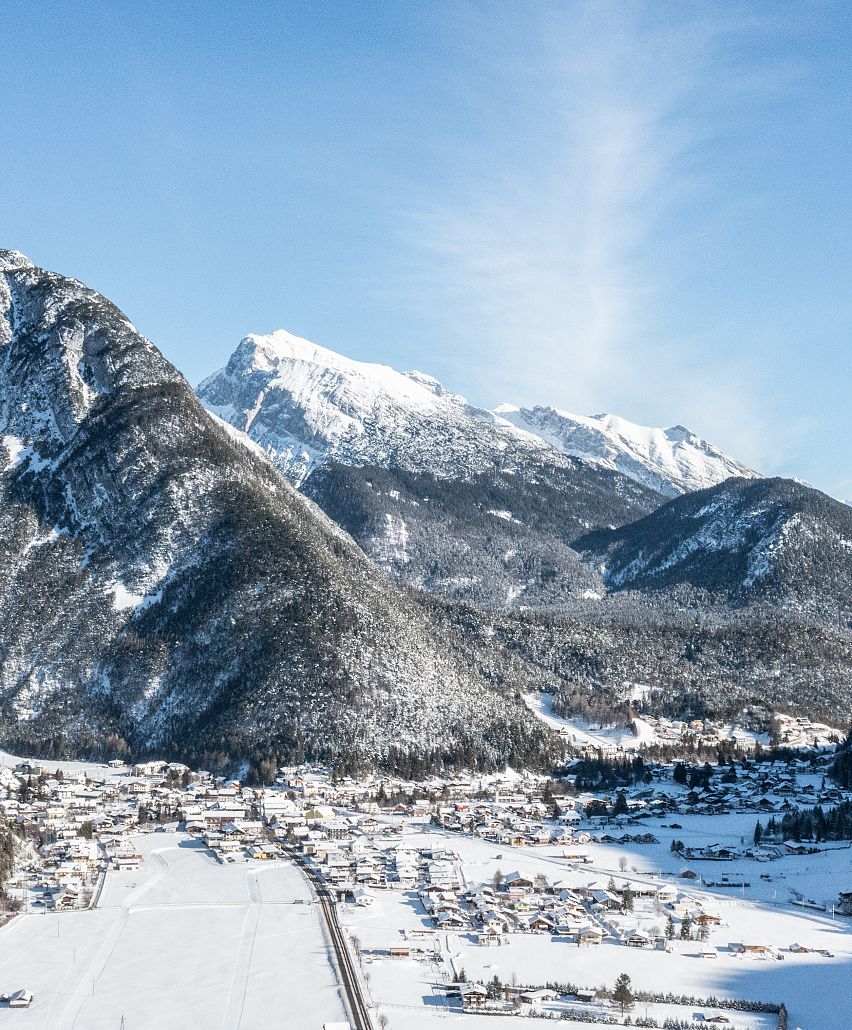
[520,988,558,1005]
[460,983,488,1007]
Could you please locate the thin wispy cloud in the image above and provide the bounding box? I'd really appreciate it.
[402,2,801,474]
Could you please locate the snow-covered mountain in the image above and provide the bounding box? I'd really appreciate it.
[493,405,758,497]
[1,252,850,760]
[198,330,764,610]
[199,330,755,497]
[198,331,664,609]
[0,250,556,772]
[198,329,566,484]
[577,477,852,609]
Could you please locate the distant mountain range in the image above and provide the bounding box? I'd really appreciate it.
[0,251,849,772]
[198,331,758,611]
[494,404,757,497]
[198,328,851,734]
[198,329,756,496]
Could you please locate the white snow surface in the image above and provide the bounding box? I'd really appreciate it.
[339,817,852,1030]
[199,331,755,496]
[522,691,657,750]
[198,329,558,485]
[495,404,759,497]
[0,249,35,272]
[0,831,348,1029]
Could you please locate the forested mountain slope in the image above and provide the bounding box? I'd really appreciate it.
[577,477,852,614]
[0,250,556,773]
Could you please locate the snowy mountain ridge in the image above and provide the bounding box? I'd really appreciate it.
[0,250,557,771]
[198,329,560,487]
[198,330,672,610]
[199,329,757,498]
[576,476,852,609]
[0,250,849,765]
[494,405,758,497]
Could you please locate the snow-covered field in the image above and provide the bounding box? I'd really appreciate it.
[0,832,347,1029]
[0,749,130,780]
[3,750,851,1030]
[522,692,655,749]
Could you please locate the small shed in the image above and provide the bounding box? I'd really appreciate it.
[8,989,34,1008]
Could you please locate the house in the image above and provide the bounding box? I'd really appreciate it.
[460,983,488,1007]
[520,988,558,1005]
[113,852,142,869]
[562,848,592,863]
[435,911,466,929]
[626,930,652,948]
[55,888,80,911]
[246,844,279,860]
[502,871,534,889]
[784,841,815,856]
[590,888,621,910]
[729,942,771,957]
[523,913,555,933]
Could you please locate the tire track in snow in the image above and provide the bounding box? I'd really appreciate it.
[220,867,262,1030]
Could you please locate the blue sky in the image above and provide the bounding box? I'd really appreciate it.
[2,1,850,497]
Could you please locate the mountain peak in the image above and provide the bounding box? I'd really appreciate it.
[0,249,35,272]
[0,253,556,772]
[199,330,510,484]
[242,328,348,369]
[201,332,758,499]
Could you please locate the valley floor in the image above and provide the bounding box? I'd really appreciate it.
[0,831,347,1029]
[3,754,852,1030]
